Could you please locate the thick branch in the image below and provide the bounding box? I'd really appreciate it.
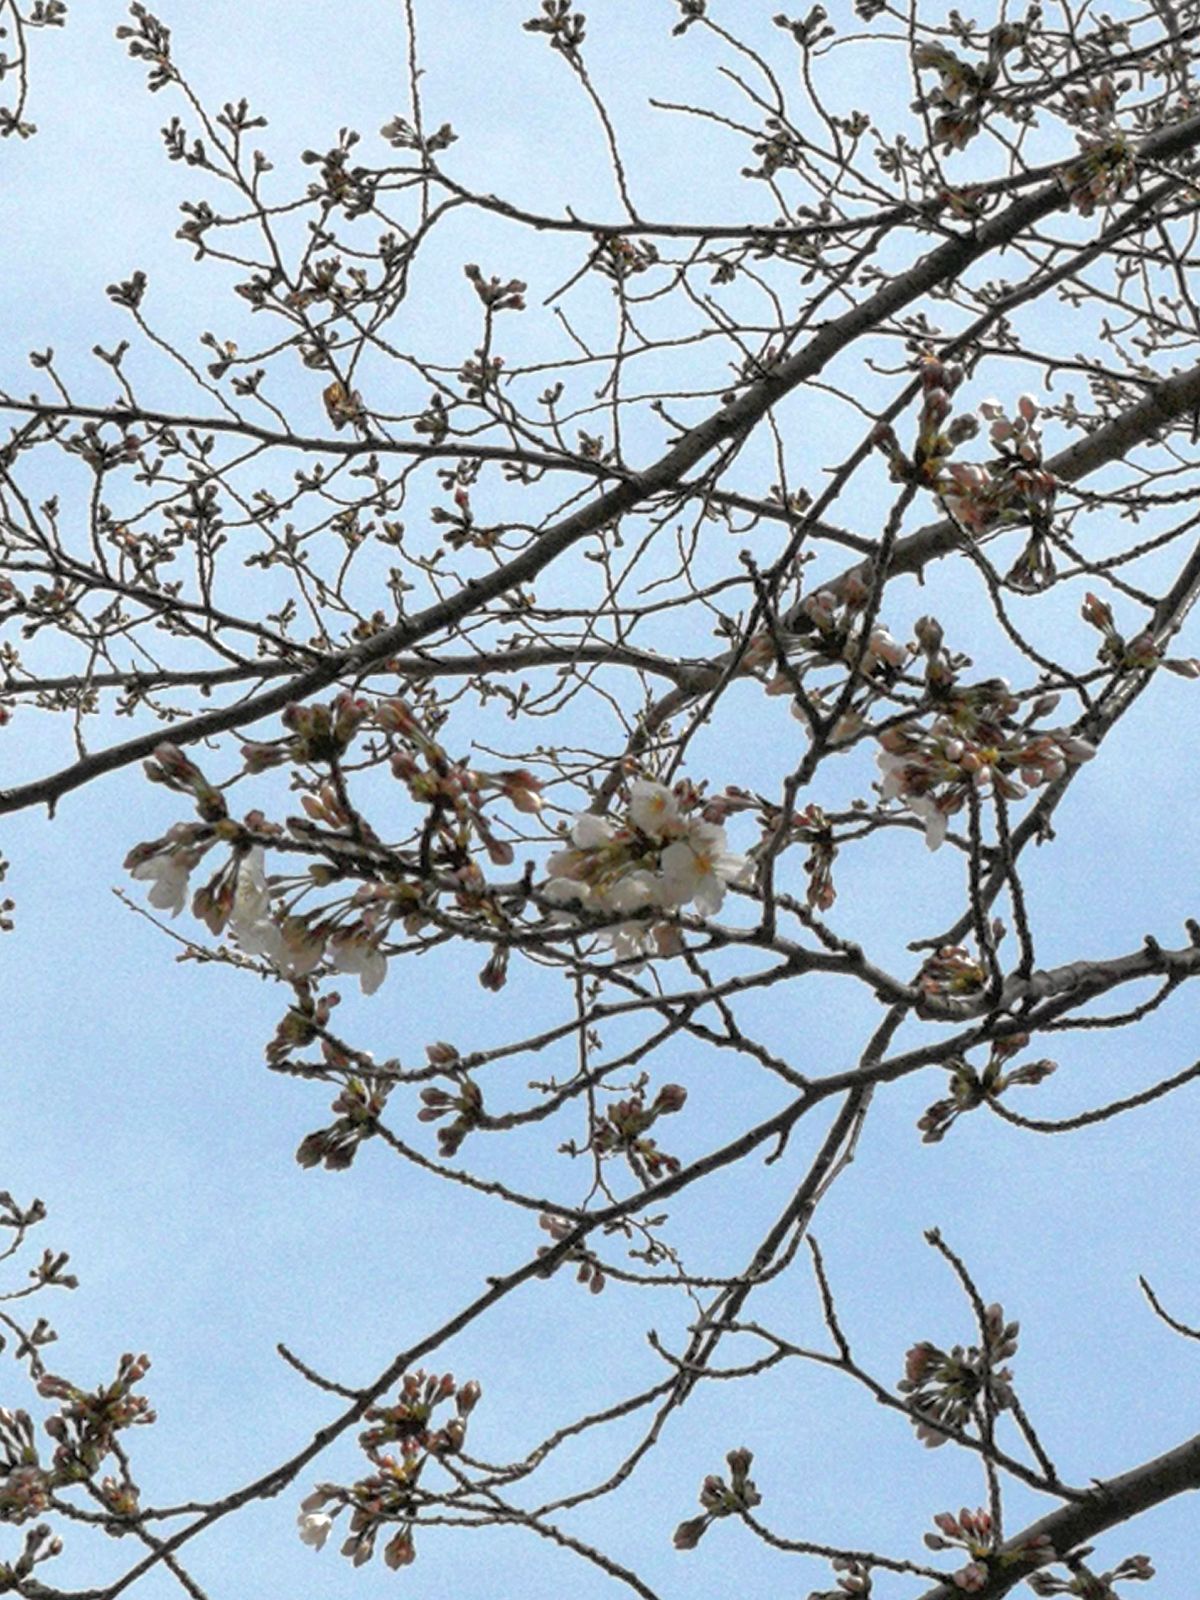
[913,1429,1200,1598]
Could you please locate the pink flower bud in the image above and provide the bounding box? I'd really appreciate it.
[673,1515,708,1550]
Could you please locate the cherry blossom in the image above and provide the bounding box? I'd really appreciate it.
[128,852,194,917]
[327,932,388,996]
[660,822,747,916]
[628,778,682,839]
[297,1511,333,1550]
[876,675,1097,851]
[125,825,210,916]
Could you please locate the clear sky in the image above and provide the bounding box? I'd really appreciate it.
[3,4,1200,1599]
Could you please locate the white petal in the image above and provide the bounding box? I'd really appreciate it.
[571,813,615,849]
[148,869,188,916]
[606,870,658,913]
[234,847,271,923]
[717,852,752,886]
[297,1512,333,1550]
[543,876,588,906]
[358,948,388,995]
[691,873,727,916]
[628,781,680,838]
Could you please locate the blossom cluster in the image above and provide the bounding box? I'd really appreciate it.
[918,1035,1056,1143]
[877,678,1095,851]
[899,1304,1019,1447]
[589,1080,688,1178]
[916,944,988,1001]
[0,1409,51,1525]
[295,1076,391,1172]
[536,1212,606,1294]
[922,1507,1055,1592]
[1081,591,1200,678]
[0,1522,62,1589]
[128,824,400,996]
[297,1370,481,1572]
[1061,135,1135,217]
[766,572,910,719]
[127,695,546,995]
[872,362,1061,588]
[807,1556,873,1598]
[1028,1551,1153,1597]
[887,363,1056,539]
[417,1073,484,1160]
[923,1506,997,1592]
[34,1354,155,1483]
[911,25,1028,153]
[941,394,1057,551]
[543,780,750,961]
[672,1446,760,1551]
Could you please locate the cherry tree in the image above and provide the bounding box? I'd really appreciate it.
[4,2,1200,1597]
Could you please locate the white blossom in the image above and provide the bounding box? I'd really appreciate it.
[232,846,271,924]
[660,822,746,916]
[542,875,590,906]
[861,626,906,671]
[227,849,300,969]
[628,780,681,840]
[230,912,293,970]
[876,749,907,801]
[605,869,660,914]
[907,794,950,852]
[601,921,656,965]
[328,932,388,995]
[571,812,617,849]
[129,852,193,916]
[297,1511,333,1550]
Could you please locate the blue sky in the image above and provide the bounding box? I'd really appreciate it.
[3,4,1200,1598]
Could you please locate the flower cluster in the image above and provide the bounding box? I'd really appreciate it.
[1061,135,1135,217]
[911,25,1028,153]
[770,569,909,687]
[916,944,987,1001]
[922,1508,1055,1591]
[808,1557,873,1598]
[125,820,218,918]
[417,1074,484,1160]
[872,355,979,491]
[1028,1551,1153,1597]
[230,847,395,995]
[593,232,659,282]
[589,1081,687,1179]
[695,788,841,910]
[877,678,1095,851]
[295,1076,390,1172]
[543,780,749,961]
[924,1506,997,1592]
[141,740,228,821]
[1080,591,1200,678]
[263,981,339,1068]
[36,1354,155,1481]
[899,1304,1019,1446]
[0,1522,63,1590]
[941,394,1058,561]
[536,1212,606,1294]
[673,1447,761,1550]
[918,1036,1056,1142]
[128,696,547,995]
[871,362,1061,575]
[0,1409,51,1525]
[794,803,838,910]
[298,1371,481,1572]
[129,828,396,998]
